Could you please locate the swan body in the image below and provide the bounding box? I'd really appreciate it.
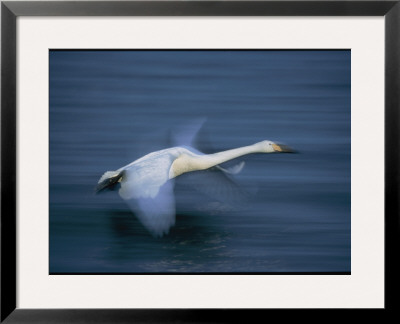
[96,140,293,237]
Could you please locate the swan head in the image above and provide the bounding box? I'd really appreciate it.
[257,140,295,153]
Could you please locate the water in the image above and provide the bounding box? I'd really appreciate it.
[49,50,350,273]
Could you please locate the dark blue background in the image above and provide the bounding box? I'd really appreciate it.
[49,50,351,273]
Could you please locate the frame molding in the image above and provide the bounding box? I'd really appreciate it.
[1,0,399,322]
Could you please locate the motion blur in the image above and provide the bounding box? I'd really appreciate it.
[50,50,351,273]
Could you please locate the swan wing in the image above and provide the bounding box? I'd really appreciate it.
[169,117,206,148]
[118,151,177,237]
[214,161,245,175]
[176,168,249,207]
[124,180,175,237]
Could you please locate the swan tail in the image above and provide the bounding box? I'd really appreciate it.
[95,170,124,194]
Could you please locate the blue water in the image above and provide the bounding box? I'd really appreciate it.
[49,50,350,273]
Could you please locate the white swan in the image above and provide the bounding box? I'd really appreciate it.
[96,140,293,237]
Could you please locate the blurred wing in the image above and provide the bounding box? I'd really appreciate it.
[214,161,245,175]
[169,117,206,147]
[118,153,176,237]
[124,180,175,237]
[176,168,249,206]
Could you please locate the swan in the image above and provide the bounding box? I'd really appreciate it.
[96,140,294,237]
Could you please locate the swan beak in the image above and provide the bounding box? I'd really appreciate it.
[272,143,296,153]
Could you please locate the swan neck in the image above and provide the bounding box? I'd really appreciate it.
[170,143,263,178]
[202,144,260,166]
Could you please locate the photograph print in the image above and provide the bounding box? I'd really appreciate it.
[49,50,350,274]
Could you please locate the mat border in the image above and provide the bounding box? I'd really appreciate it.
[1,1,399,322]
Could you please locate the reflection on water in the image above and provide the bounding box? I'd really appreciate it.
[49,50,350,273]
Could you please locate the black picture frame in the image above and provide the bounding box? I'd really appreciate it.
[1,1,399,322]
